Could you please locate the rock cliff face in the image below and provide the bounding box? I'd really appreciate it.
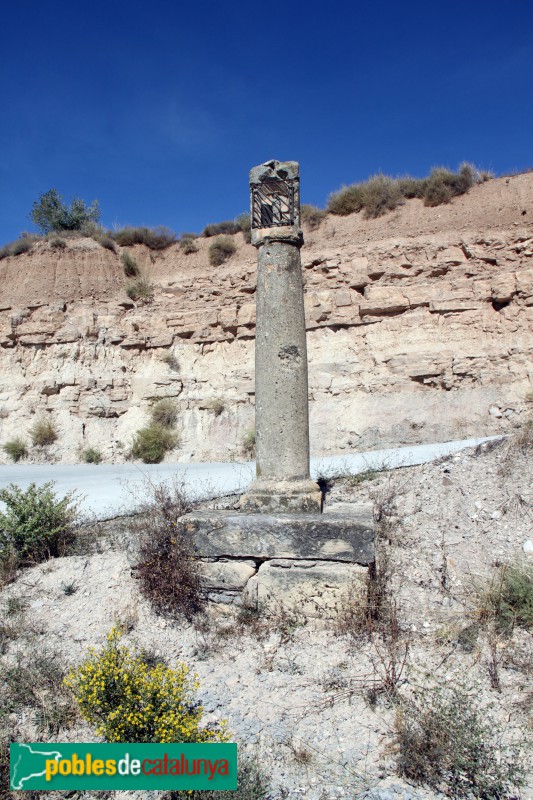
[0,174,532,463]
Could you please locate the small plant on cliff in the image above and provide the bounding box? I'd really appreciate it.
[151,398,178,428]
[126,276,154,303]
[113,226,176,250]
[0,481,78,566]
[31,189,100,234]
[82,447,102,464]
[301,204,327,230]
[179,233,199,254]
[131,424,178,463]
[241,429,256,458]
[208,236,237,267]
[30,416,58,447]
[235,212,252,244]
[65,627,225,743]
[2,438,28,463]
[121,250,140,277]
[202,220,241,237]
[0,235,37,260]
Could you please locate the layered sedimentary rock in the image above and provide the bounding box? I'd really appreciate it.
[0,174,531,463]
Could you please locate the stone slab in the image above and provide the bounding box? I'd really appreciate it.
[179,506,374,565]
[243,559,367,614]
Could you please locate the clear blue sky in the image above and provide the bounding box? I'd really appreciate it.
[1,0,531,243]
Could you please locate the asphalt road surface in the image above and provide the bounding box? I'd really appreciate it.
[0,436,503,519]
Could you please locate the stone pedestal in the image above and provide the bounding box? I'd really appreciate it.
[178,504,374,608]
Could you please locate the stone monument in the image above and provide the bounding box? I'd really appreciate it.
[178,160,374,609]
[240,160,322,513]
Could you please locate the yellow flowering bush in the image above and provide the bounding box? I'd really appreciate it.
[65,628,226,743]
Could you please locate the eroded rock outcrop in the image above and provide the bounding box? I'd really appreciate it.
[0,174,531,462]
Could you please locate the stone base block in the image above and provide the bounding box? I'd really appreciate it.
[243,559,367,615]
[239,479,322,514]
[180,506,374,564]
[179,505,375,607]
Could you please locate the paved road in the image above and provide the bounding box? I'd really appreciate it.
[0,436,502,519]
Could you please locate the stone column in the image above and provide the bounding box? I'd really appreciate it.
[240,160,322,514]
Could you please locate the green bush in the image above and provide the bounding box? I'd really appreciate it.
[126,277,154,302]
[235,212,252,244]
[0,481,78,565]
[179,234,199,254]
[202,220,241,237]
[96,234,116,251]
[396,683,524,797]
[361,174,404,218]
[49,236,67,250]
[122,250,140,277]
[0,235,37,260]
[242,429,256,458]
[30,416,58,446]
[131,423,178,463]
[31,189,100,234]
[327,183,366,216]
[151,398,178,428]
[301,204,327,230]
[328,163,483,218]
[423,162,476,207]
[208,236,237,267]
[2,438,28,463]
[65,627,225,743]
[113,226,176,250]
[82,447,102,464]
[480,561,533,633]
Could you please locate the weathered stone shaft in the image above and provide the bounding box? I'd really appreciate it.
[255,239,310,482]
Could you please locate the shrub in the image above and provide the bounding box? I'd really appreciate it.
[179,234,199,254]
[0,481,78,565]
[126,276,154,302]
[208,236,236,267]
[208,399,225,417]
[328,163,481,217]
[2,437,28,463]
[235,212,252,244]
[202,220,241,237]
[151,398,178,428]
[30,416,58,446]
[241,429,256,458]
[0,235,36,259]
[96,234,116,251]
[122,250,140,277]
[327,183,366,216]
[423,162,476,207]
[65,627,225,743]
[82,447,102,464]
[396,176,428,198]
[395,683,524,797]
[133,479,203,619]
[478,561,533,634]
[161,351,180,370]
[131,423,178,463]
[49,236,67,250]
[113,226,176,250]
[4,649,77,735]
[362,174,404,218]
[301,204,327,230]
[31,189,100,234]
